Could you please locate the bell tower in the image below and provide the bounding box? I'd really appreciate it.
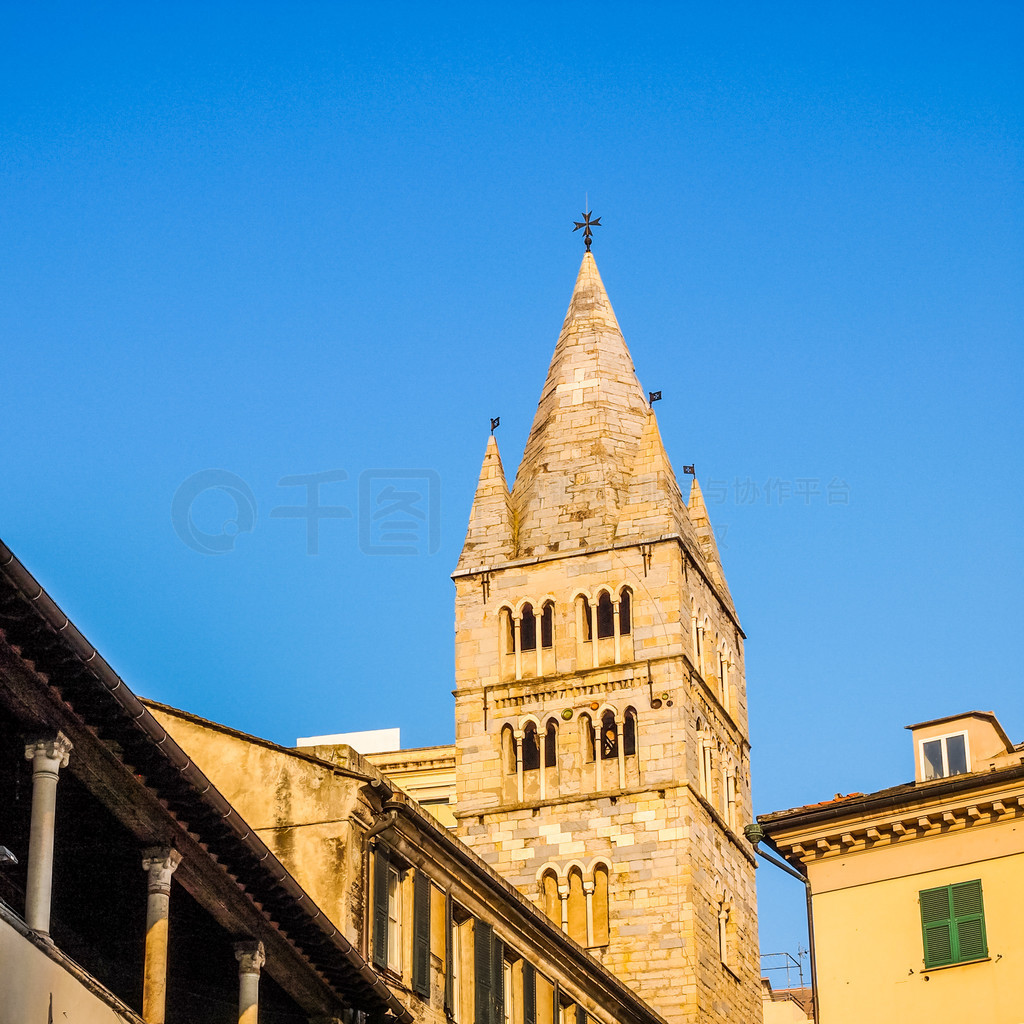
[452,251,760,1024]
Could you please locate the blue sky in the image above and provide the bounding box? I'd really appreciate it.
[2,1,1021,964]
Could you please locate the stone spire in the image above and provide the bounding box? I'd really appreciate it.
[687,476,735,613]
[457,434,515,571]
[614,408,696,545]
[510,253,651,555]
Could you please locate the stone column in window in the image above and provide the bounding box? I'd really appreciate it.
[594,731,603,792]
[583,879,595,948]
[557,882,569,933]
[141,846,182,1024]
[23,732,73,936]
[234,940,266,1024]
[513,615,523,681]
[574,599,586,669]
[535,607,544,678]
[514,729,525,803]
[539,723,547,803]
[611,599,621,663]
[589,602,599,668]
[615,719,626,790]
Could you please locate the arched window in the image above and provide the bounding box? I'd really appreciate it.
[501,725,516,775]
[541,601,554,649]
[718,898,733,967]
[501,607,515,656]
[597,592,615,638]
[599,710,618,760]
[579,713,595,763]
[541,870,560,926]
[592,863,610,947]
[520,603,537,652]
[544,719,557,767]
[522,722,540,771]
[579,596,593,641]
[719,650,729,707]
[623,707,637,757]
[567,868,587,946]
[618,587,632,635]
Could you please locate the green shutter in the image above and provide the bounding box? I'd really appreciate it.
[920,880,987,968]
[491,936,504,1024]
[413,871,431,997]
[444,893,454,1017]
[522,963,536,1024]
[475,920,493,1024]
[952,880,987,962]
[372,846,390,969]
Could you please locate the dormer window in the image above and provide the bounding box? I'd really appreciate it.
[920,731,969,780]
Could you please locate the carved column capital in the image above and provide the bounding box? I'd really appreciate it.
[235,940,266,976]
[582,880,596,895]
[142,847,182,895]
[24,732,73,771]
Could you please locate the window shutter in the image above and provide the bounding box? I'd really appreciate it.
[372,846,390,969]
[491,936,504,1024]
[413,871,431,997]
[444,893,454,1017]
[522,963,536,1024]
[552,981,560,1024]
[475,921,493,1024]
[952,880,987,962]
[576,1006,586,1024]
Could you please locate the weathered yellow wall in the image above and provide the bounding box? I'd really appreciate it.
[0,915,136,1024]
[810,831,1024,1024]
[148,708,368,945]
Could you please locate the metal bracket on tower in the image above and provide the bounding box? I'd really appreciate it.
[480,572,492,603]
[640,543,653,577]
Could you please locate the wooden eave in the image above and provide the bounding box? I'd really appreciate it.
[0,538,410,1023]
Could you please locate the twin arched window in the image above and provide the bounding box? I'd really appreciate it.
[540,862,610,948]
[578,587,632,642]
[579,707,637,763]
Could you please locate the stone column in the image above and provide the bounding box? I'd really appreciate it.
[589,603,599,668]
[235,941,266,1024]
[514,729,525,802]
[616,719,626,790]
[23,732,73,936]
[513,616,523,680]
[534,609,543,678]
[583,879,595,948]
[611,600,621,664]
[141,846,182,1024]
[557,883,569,933]
[539,723,547,802]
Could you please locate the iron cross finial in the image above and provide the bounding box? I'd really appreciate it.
[573,210,601,252]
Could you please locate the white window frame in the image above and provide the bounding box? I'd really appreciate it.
[387,863,402,971]
[918,730,971,780]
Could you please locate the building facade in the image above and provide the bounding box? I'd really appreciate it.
[451,253,760,1024]
[0,539,404,1024]
[759,711,1024,1024]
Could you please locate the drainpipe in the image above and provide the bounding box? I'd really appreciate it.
[744,823,819,1023]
